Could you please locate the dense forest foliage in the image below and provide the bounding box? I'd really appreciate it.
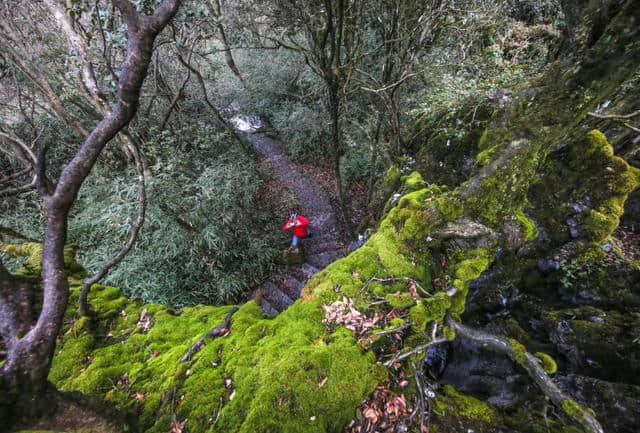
[1,0,639,432]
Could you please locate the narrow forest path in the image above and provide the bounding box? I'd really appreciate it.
[252,134,347,316]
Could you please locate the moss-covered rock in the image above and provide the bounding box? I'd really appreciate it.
[433,385,500,427]
[534,352,558,374]
[0,242,86,278]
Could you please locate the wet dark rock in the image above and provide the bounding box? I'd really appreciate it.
[574,290,602,303]
[556,374,640,433]
[565,217,582,238]
[440,333,531,410]
[544,307,640,384]
[536,258,560,273]
[466,286,508,316]
[621,189,640,232]
[570,201,590,214]
[503,220,525,250]
[424,343,451,380]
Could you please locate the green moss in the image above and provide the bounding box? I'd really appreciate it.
[569,131,639,244]
[515,210,538,242]
[446,249,492,317]
[583,209,619,243]
[0,242,85,278]
[385,293,416,309]
[478,128,490,150]
[507,338,528,365]
[434,385,498,425]
[435,194,464,222]
[409,292,451,332]
[442,326,456,341]
[51,283,388,433]
[562,399,590,425]
[49,333,95,385]
[476,144,501,167]
[389,318,405,328]
[534,352,558,374]
[384,165,401,188]
[585,129,614,159]
[401,171,425,190]
[465,139,543,228]
[454,252,490,281]
[505,319,533,347]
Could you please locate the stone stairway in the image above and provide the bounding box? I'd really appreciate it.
[251,134,346,316]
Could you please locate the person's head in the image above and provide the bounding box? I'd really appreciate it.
[289,212,298,221]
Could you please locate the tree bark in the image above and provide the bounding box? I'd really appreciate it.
[0,0,180,423]
[328,78,354,238]
[207,0,246,87]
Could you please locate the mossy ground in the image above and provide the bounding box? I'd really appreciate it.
[48,282,385,433]
[8,5,640,433]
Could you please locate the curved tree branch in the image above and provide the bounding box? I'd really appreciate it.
[446,316,604,433]
[0,0,180,408]
[79,139,147,317]
[206,0,246,87]
[0,167,31,185]
[0,225,39,243]
[171,25,251,153]
[588,110,640,134]
[43,0,108,113]
[159,38,195,132]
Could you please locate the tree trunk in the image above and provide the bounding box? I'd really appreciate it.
[328,80,354,238]
[0,0,180,424]
[365,111,384,210]
[208,0,246,87]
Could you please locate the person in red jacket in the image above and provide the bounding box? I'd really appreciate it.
[282,212,310,252]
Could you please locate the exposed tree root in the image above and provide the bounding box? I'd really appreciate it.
[384,338,448,367]
[446,316,604,433]
[181,307,238,363]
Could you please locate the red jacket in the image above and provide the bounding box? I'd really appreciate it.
[282,215,310,238]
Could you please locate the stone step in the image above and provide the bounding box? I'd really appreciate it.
[260,298,279,318]
[305,238,344,255]
[261,281,294,312]
[278,275,304,300]
[288,263,320,282]
[307,251,340,269]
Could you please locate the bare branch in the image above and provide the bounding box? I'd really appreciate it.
[0,167,31,185]
[0,180,35,197]
[43,0,108,112]
[588,109,640,120]
[383,338,447,367]
[0,130,37,166]
[0,225,39,243]
[207,0,246,87]
[159,38,194,132]
[79,139,146,317]
[171,26,250,152]
[588,110,640,134]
